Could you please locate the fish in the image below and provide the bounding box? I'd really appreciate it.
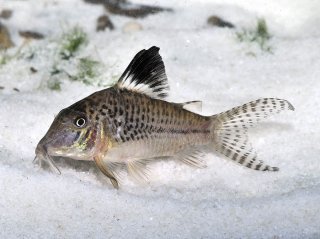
[35,46,294,189]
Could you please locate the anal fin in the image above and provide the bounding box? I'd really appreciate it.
[175,147,207,168]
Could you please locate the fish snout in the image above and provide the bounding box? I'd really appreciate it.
[35,144,44,158]
[35,134,49,157]
[37,128,77,154]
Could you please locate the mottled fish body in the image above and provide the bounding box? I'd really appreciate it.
[35,46,294,188]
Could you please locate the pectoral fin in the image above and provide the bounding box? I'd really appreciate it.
[94,156,119,189]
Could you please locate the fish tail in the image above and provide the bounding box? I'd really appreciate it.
[210,98,294,171]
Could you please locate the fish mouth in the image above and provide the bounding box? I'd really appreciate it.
[34,143,61,174]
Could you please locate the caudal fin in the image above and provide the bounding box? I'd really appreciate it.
[211,98,294,171]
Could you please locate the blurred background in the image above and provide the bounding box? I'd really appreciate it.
[1,0,319,93]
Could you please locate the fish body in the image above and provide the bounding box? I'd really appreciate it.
[35,46,294,188]
[90,88,211,160]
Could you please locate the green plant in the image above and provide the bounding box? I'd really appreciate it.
[0,53,9,65]
[236,18,272,52]
[47,78,62,91]
[60,27,88,60]
[76,57,100,84]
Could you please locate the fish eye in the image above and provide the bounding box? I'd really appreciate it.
[74,117,86,128]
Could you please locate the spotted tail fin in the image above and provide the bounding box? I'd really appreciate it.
[211,98,294,171]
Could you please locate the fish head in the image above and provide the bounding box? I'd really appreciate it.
[35,106,101,165]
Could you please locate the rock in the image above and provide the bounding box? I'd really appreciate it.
[83,0,172,18]
[30,67,38,73]
[0,9,12,19]
[84,0,126,4]
[19,31,45,40]
[96,15,114,31]
[207,15,234,28]
[0,22,14,49]
[122,21,143,33]
[105,1,172,18]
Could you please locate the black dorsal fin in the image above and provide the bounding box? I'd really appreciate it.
[116,46,169,99]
